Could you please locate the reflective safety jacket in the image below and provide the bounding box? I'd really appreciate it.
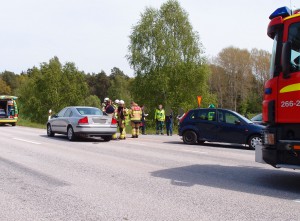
[130,105,142,121]
[155,109,165,122]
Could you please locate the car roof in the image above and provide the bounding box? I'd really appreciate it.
[65,106,100,109]
[192,108,235,112]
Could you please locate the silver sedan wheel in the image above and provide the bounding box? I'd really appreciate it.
[67,126,76,141]
[47,124,54,137]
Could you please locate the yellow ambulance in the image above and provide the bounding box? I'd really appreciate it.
[0,95,19,126]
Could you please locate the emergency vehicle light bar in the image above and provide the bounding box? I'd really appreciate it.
[269,6,291,20]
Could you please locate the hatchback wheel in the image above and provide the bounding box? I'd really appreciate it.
[183,130,197,145]
[248,135,262,149]
[67,126,76,141]
[47,124,55,137]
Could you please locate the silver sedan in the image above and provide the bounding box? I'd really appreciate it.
[47,106,117,141]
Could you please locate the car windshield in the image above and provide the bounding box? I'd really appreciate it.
[232,111,253,124]
[251,114,262,121]
[76,107,103,116]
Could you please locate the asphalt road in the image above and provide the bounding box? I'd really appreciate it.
[0,126,300,221]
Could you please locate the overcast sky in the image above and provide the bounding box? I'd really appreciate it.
[0,0,297,76]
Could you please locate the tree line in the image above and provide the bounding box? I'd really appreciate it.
[0,0,270,124]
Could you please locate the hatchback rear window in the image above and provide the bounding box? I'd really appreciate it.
[76,108,103,116]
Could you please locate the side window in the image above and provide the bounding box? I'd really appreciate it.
[223,111,240,124]
[192,109,216,121]
[218,111,225,123]
[57,108,67,117]
[189,111,195,119]
[288,22,300,73]
[64,108,72,117]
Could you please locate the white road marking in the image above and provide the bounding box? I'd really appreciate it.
[294,199,300,203]
[13,138,41,145]
[181,149,208,154]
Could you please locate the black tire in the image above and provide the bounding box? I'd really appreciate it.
[67,126,76,141]
[47,124,55,137]
[102,135,112,142]
[183,130,197,145]
[11,122,16,126]
[197,140,205,144]
[248,135,262,150]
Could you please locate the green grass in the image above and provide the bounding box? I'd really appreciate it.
[17,118,46,129]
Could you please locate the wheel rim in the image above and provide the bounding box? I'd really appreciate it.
[250,137,262,149]
[185,133,192,142]
[68,127,73,140]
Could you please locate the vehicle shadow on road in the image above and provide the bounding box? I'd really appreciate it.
[163,141,250,150]
[40,135,108,143]
[151,164,300,199]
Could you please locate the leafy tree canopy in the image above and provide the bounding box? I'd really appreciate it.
[127,0,213,113]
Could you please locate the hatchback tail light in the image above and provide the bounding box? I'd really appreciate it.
[78,116,89,124]
[180,111,190,123]
[111,118,117,125]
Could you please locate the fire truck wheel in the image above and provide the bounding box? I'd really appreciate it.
[248,135,262,150]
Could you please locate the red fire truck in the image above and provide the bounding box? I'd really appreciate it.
[256,7,300,169]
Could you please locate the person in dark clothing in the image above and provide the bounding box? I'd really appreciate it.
[165,109,173,136]
[140,105,148,135]
[104,99,115,116]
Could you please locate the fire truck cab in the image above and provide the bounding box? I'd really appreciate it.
[257,7,300,169]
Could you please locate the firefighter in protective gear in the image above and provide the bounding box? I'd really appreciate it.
[155,104,165,135]
[114,99,119,110]
[117,100,128,139]
[113,99,119,119]
[129,101,142,138]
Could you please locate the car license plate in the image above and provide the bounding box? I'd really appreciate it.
[92,118,106,124]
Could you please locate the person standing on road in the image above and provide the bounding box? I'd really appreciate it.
[117,100,128,139]
[155,104,165,135]
[104,99,117,140]
[129,101,142,138]
[165,109,173,136]
[140,105,148,135]
[104,99,115,117]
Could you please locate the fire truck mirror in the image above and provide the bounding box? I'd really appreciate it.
[282,41,291,78]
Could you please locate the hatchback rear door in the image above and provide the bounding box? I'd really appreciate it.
[190,109,219,141]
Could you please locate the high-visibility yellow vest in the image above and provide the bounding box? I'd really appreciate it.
[155,109,165,121]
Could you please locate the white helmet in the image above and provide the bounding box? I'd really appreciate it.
[119,100,125,105]
[104,97,109,102]
[115,99,120,104]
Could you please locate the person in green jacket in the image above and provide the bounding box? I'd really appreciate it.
[155,104,165,135]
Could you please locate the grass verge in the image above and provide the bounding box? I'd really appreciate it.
[17,118,46,129]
